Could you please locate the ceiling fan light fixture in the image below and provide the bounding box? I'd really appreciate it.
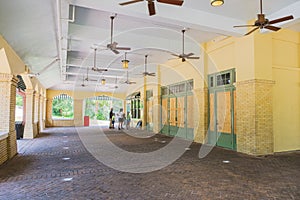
[122,59,129,69]
[211,0,224,7]
[122,52,129,69]
[101,78,106,85]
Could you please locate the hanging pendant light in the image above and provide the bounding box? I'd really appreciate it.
[211,0,224,6]
[101,78,106,85]
[121,52,129,69]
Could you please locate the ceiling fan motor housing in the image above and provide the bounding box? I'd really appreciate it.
[255,14,268,27]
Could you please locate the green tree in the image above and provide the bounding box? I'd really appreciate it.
[52,98,74,118]
[16,94,23,106]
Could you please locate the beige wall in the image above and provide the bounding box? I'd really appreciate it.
[272,30,300,152]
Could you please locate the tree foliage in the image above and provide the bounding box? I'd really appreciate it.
[52,98,74,118]
[16,94,23,107]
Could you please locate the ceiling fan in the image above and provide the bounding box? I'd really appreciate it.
[171,29,199,62]
[26,58,59,77]
[106,15,131,54]
[119,0,184,16]
[91,48,108,73]
[123,71,136,84]
[234,0,294,36]
[140,55,155,76]
[84,67,97,82]
[81,74,88,87]
[109,76,119,89]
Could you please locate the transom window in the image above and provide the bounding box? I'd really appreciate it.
[208,69,235,88]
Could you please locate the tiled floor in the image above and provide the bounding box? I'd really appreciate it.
[0,127,299,200]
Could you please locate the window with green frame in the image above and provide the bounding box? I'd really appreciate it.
[208,68,236,88]
[161,79,194,96]
[128,92,141,119]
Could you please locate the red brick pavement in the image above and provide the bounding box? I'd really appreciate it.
[0,127,299,200]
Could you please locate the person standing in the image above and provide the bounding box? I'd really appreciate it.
[118,108,125,130]
[109,108,114,129]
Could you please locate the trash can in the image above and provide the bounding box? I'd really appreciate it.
[15,121,24,139]
[84,116,89,126]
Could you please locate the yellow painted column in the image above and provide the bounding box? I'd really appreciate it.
[0,73,18,159]
[45,98,53,127]
[235,33,274,155]
[23,89,35,139]
[153,65,161,133]
[74,99,83,126]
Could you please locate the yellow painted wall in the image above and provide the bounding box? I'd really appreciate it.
[272,30,300,152]
[203,29,300,153]
[0,35,25,74]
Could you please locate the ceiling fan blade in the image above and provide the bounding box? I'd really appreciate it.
[185,53,194,57]
[234,25,256,28]
[244,27,259,36]
[112,49,120,54]
[119,0,143,6]
[264,25,281,32]
[115,47,131,50]
[148,73,156,76]
[171,53,179,57]
[92,67,108,72]
[187,56,200,59]
[157,0,184,6]
[148,1,156,16]
[269,15,294,24]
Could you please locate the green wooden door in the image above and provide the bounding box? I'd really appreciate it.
[208,89,236,150]
[161,97,169,135]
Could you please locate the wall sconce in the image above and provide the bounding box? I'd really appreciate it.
[101,78,106,85]
[211,0,224,6]
[121,52,129,69]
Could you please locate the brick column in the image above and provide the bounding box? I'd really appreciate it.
[45,98,52,127]
[236,79,274,155]
[43,97,47,129]
[23,89,35,139]
[74,99,83,126]
[39,95,44,132]
[0,74,18,158]
[33,93,40,136]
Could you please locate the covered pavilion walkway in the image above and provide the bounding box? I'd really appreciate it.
[0,127,299,200]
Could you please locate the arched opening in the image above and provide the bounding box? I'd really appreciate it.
[52,94,74,119]
[15,75,26,139]
[84,95,123,126]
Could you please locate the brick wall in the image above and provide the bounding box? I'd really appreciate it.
[0,74,18,163]
[236,79,274,155]
[0,137,8,165]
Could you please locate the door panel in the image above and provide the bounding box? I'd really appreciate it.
[208,93,217,144]
[169,97,177,136]
[161,98,168,134]
[177,96,185,138]
[209,90,236,150]
[186,95,194,140]
[146,99,153,131]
